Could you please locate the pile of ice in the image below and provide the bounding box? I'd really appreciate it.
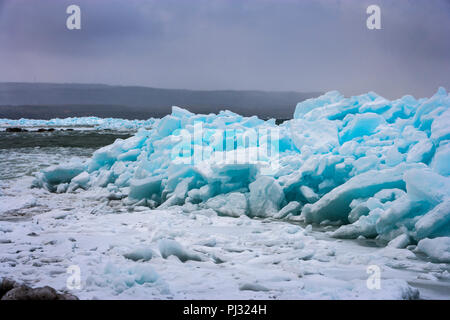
[32,88,450,250]
[0,117,155,131]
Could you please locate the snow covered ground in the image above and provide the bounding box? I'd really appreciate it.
[1,89,450,299]
[0,162,449,299]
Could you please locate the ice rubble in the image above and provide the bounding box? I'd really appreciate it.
[33,88,450,249]
[0,117,154,131]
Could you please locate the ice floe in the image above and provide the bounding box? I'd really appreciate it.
[0,117,154,131]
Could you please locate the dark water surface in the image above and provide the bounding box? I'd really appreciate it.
[0,130,132,180]
[0,130,133,149]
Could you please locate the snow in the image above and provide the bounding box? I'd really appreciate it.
[1,175,440,299]
[0,195,37,215]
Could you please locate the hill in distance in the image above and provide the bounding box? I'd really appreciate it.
[0,82,321,120]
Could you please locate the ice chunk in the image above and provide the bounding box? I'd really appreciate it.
[339,113,385,143]
[403,168,450,206]
[384,146,404,167]
[417,237,450,263]
[289,119,338,154]
[351,155,380,175]
[299,186,319,203]
[406,139,434,164]
[32,162,86,191]
[187,185,213,203]
[157,115,181,137]
[158,239,202,262]
[374,189,406,203]
[69,171,90,190]
[160,176,194,208]
[414,200,450,239]
[359,97,391,114]
[248,176,285,217]
[274,201,302,219]
[103,263,159,293]
[431,142,450,176]
[302,164,422,223]
[128,176,162,201]
[375,195,417,235]
[387,234,410,249]
[123,247,155,262]
[413,87,447,131]
[171,106,194,119]
[431,108,450,144]
[332,208,383,239]
[56,183,69,193]
[348,199,370,224]
[117,149,141,162]
[293,91,344,119]
[205,192,248,217]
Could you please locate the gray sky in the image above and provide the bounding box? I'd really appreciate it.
[0,0,449,99]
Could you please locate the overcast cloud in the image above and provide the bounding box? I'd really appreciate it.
[0,0,449,98]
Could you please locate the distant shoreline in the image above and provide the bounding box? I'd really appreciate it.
[0,82,321,119]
